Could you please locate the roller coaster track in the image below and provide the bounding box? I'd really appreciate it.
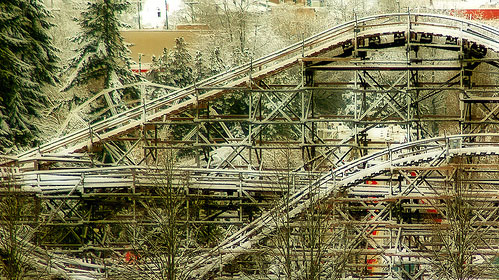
[0,226,107,279]
[10,133,497,279]
[6,12,499,279]
[184,133,499,278]
[26,133,498,279]
[17,12,499,161]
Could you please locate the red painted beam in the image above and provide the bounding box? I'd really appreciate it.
[131,69,149,73]
[451,9,499,20]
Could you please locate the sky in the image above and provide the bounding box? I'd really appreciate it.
[140,0,182,29]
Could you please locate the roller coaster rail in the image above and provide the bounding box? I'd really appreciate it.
[15,133,496,279]
[2,11,499,280]
[185,133,499,278]
[16,12,499,161]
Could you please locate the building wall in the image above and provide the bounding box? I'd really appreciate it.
[121,29,207,70]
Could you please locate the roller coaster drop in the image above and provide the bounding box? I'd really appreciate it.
[2,13,499,279]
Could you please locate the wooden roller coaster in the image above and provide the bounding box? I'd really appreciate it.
[1,13,499,279]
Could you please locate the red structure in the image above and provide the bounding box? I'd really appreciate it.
[451,8,499,20]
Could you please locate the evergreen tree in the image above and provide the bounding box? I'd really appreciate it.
[0,2,21,148]
[193,50,205,81]
[147,38,193,88]
[170,37,193,88]
[148,48,174,86]
[0,0,58,150]
[62,0,137,110]
[207,47,226,77]
[0,107,10,149]
[20,0,59,86]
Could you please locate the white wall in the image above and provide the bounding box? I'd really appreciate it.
[140,0,182,29]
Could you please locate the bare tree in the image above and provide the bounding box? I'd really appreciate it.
[0,170,46,280]
[430,162,496,280]
[117,151,199,280]
[260,149,356,279]
[0,191,27,279]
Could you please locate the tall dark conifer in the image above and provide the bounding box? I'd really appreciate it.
[148,48,174,86]
[170,38,193,88]
[63,0,137,108]
[0,0,58,150]
[207,47,226,77]
[147,38,193,88]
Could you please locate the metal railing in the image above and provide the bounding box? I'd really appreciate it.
[17,13,499,159]
[187,133,499,278]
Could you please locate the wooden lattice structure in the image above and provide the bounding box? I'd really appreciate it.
[1,13,499,279]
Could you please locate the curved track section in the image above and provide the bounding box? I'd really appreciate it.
[17,13,499,160]
[0,227,106,279]
[10,137,499,279]
[15,134,499,279]
[186,133,499,278]
[6,13,499,279]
